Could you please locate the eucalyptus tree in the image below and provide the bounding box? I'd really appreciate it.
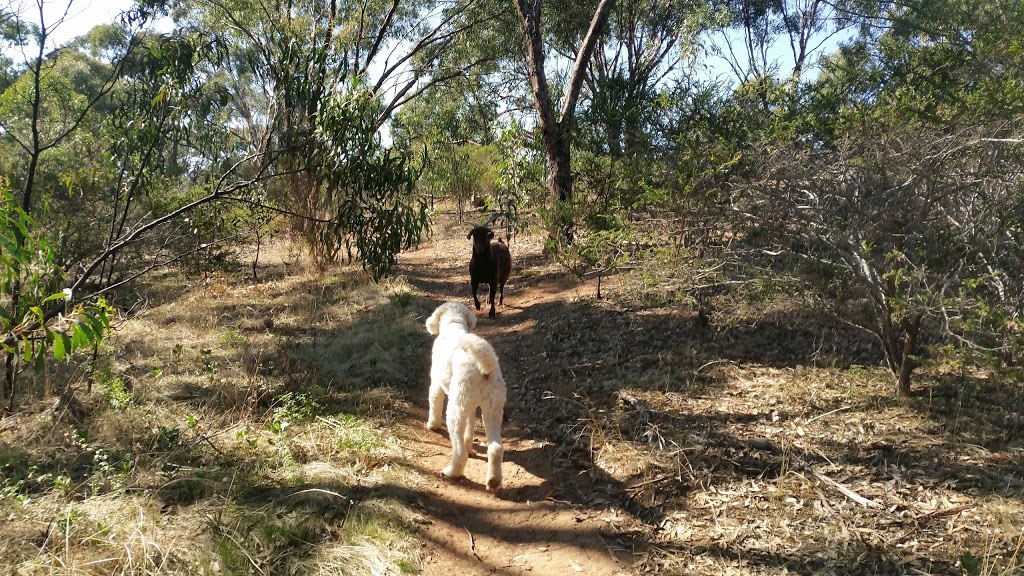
[398,0,696,241]
[392,80,501,222]
[561,0,721,233]
[1,7,25,90]
[513,0,615,240]
[166,0,500,270]
[0,2,156,407]
[711,0,859,84]
[572,0,709,161]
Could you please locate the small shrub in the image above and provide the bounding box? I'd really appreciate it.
[273,391,323,423]
[98,367,133,410]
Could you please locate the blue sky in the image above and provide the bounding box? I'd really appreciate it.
[14,0,854,86]
[15,0,136,48]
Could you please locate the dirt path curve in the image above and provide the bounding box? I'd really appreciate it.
[393,218,635,576]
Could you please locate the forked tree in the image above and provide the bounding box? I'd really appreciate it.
[513,0,615,240]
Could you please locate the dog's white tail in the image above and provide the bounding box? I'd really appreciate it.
[456,334,499,375]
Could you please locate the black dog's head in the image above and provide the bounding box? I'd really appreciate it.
[467,225,494,255]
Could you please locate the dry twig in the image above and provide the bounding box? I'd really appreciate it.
[811,469,881,508]
[466,526,482,561]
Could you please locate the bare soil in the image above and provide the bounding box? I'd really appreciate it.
[396,223,633,575]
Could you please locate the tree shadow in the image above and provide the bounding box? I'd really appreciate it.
[9,227,1015,574]
[153,473,637,573]
[394,246,1024,571]
[908,372,1024,449]
[646,539,930,575]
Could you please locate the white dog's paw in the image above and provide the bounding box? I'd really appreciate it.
[425,420,443,431]
[442,465,463,479]
[486,475,501,492]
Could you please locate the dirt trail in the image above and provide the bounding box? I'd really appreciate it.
[393,220,634,575]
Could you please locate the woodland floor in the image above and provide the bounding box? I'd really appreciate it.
[391,211,1024,575]
[1,207,1023,575]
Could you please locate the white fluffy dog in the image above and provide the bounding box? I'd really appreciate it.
[425,302,506,491]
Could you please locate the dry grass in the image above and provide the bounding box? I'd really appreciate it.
[2,215,1023,575]
[521,269,1024,575]
[0,242,429,575]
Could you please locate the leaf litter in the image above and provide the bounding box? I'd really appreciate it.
[404,210,1024,575]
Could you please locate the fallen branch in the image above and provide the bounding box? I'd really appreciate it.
[625,474,673,491]
[287,488,348,500]
[466,526,482,561]
[805,405,853,425]
[917,504,973,519]
[811,469,881,508]
[814,489,837,516]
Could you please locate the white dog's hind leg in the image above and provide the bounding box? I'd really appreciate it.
[463,410,476,448]
[481,402,504,491]
[425,382,445,430]
[442,408,470,478]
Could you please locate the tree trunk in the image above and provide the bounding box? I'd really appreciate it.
[5,20,49,409]
[4,350,15,413]
[896,315,921,395]
[880,307,921,396]
[548,132,572,203]
[514,0,616,243]
[896,349,914,395]
[547,133,574,240]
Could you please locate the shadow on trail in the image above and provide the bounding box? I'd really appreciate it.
[155,472,626,574]
[389,241,1024,570]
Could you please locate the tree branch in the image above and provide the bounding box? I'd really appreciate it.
[560,0,616,121]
